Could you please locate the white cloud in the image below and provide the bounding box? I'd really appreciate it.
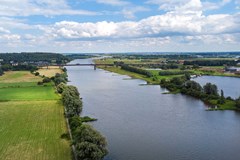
[95,0,130,6]
[147,0,232,12]
[0,27,10,33]
[46,12,229,40]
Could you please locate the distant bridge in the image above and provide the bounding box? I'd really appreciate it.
[41,63,162,70]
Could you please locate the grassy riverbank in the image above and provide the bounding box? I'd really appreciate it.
[0,71,71,160]
[96,63,239,111]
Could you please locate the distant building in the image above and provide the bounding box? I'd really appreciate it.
[225,67,240,72]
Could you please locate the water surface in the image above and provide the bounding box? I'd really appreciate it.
[67,59,240,160]
[194,76,240,99]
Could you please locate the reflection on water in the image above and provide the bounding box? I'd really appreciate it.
[67,59,240,160]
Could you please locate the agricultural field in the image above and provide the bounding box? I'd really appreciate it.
[0,71,71,160]
[38,66,63,77]
[0,71,42,83]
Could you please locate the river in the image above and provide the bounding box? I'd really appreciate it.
[66,59,240,160]
[194,76,240,99]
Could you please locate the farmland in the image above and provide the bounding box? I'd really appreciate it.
[38,66,63,77]
[0,71,71,160]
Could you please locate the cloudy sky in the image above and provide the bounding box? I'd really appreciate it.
[0,0,240,53]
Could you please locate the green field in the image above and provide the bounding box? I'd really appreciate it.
[0,71,71,160]
[0,86,59,101]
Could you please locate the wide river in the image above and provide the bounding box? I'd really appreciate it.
[67,59,240,160]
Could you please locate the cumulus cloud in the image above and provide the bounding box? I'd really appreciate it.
[44,11,239,41]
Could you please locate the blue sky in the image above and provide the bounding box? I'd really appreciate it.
[0,0,239,53]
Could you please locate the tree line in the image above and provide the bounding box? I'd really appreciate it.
[121,65,152,77]
[53,72,108,160]
[184,60,238,66]
[0,52,69,64]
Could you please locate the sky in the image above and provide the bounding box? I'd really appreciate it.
[0,0,240,53]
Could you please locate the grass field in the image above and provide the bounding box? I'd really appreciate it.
[0,71,71,160]
[0,85,59,101]
[38,67,63,77]
[0,101,71,160]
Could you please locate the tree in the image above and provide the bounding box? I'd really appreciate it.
[203,83,219,96]
[42,77,51,83]
[184,81,202,92]
[218,89,225,104]
[74,124,108,160]
[184,73,191,81]
[57,82,67,93]
[236,97,240,108]
[35,72,40,76]
[76,142,107,160]
[0,67,3,76]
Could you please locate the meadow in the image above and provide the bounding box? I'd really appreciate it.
[0,71,71,160]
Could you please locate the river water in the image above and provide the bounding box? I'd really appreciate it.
[194,76,240,99]
[66,59,240,160]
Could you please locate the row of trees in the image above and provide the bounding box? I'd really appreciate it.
[54,72,108,160]
[121,65,152,77]
[184,60,238,66]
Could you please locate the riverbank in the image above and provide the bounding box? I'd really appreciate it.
[97,65,239,111]
[97,66,160,84]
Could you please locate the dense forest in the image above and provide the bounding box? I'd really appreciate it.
[0,52,69,64]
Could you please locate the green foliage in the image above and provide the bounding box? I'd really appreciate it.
[218,90,225,104]
[203,83,219,97]
[184,60,238,66]
[0,67,3,76]
[59,83,108,159]
[74,124,108,160]
[81,116,97,122]
[0,52,69,64]
[121,65,152,77]
[57,82,67,94]
[35,72,40,76]
[159,70,192,76]
[236,97,240,108]
[42,77,51,83]
[53,73,68,85]
[62,85,82,117]
[69,116,82,131]
[76,142,107,160]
